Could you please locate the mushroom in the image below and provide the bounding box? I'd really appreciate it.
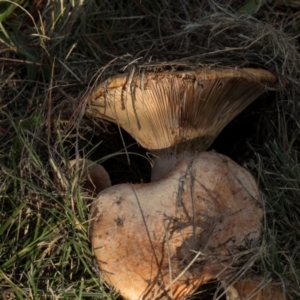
[86,67,277,180]
[69,159,111,195]
[84,66,280,299]
[224,273,289,300]
[89,152,263,299]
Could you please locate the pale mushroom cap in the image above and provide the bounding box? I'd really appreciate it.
[69,159,111,195]
[87,67,277,153]
[89,152,263,299]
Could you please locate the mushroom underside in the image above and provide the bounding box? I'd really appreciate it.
[87,68,277,153]
[86,67,278,180]
[89,152,264,299]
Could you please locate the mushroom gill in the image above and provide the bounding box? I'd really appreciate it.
[86,67,277,180]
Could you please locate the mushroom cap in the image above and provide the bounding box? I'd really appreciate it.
[89,152,263,299]
[86,67,277,153]
[69,159,111,195]
[224,274,288,300]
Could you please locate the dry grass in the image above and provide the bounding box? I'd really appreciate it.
[0,0,300,299]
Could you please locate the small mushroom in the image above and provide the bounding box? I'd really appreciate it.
[224,273,288,300]
[89,152,263,299]
[86,67,277,180]
[69,159,111,195]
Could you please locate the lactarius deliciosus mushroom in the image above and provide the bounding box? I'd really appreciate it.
[85,66,281,299]
[89,152,263,299]
[86,67,277,180]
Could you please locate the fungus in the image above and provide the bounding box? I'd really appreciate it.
[84,66,281,299]
[86,67,277,180]
[69,159,111,195]
[89,152,263,299]
[224,273,288,300]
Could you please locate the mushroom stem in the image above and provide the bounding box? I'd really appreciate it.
[151,149,192,181]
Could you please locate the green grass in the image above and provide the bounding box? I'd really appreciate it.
[247,101,300,298]
[1,0,300,299]
[0,114,109,299]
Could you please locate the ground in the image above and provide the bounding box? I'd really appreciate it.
[0,1,300,299]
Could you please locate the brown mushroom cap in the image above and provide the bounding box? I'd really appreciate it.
[224,274,288,300]
[86,67,277,153]
[89,152,263,299]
